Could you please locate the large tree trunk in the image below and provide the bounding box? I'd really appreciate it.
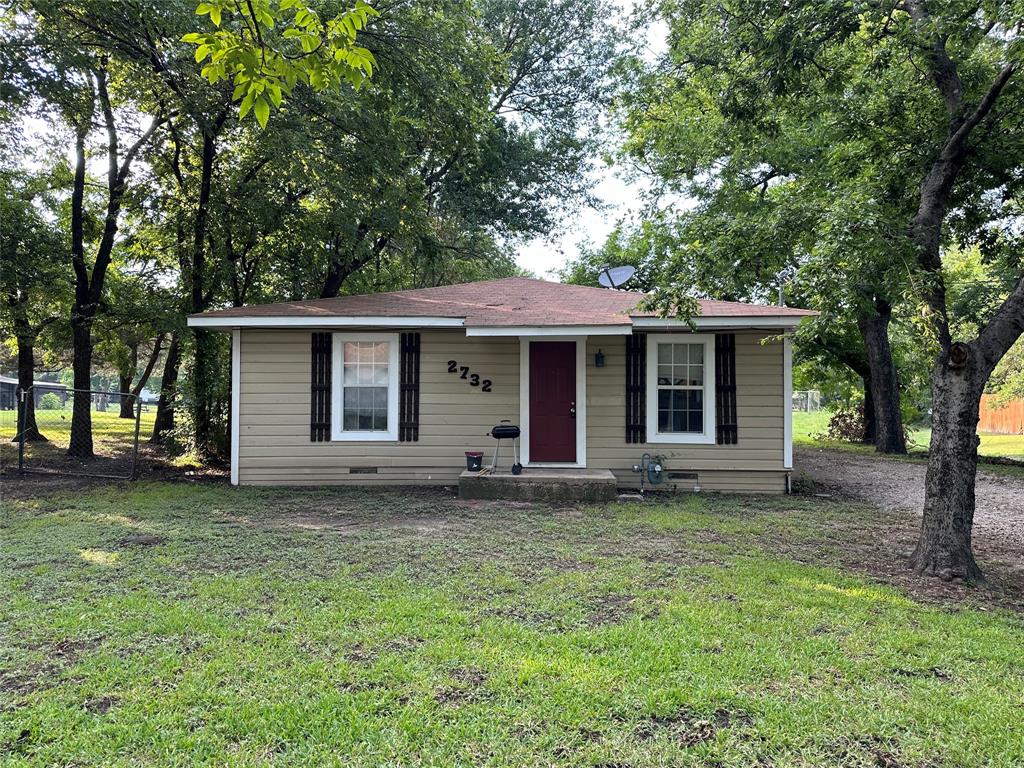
[909,345,986,582]
[67,312,94,456]
[857,301,907,454]
[13,333,46,443]
[151,333,181,444]
[118,373,134,418]
[901,1,1020,580]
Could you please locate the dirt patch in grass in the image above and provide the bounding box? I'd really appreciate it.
[83,695,118,715]
[118,533,165,547]
[634,707,754,746]
[435,666,489,706]
[588,593,638,626]
[831,736,909,768]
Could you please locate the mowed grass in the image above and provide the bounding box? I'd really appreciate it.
[3,484,1023,766]
[792,410,1024,459]
[0,408,156,470]
[0,407,156,445]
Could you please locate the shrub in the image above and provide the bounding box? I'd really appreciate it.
[815,405,914,446]
[38,392,62,410]
[816,406,868,442]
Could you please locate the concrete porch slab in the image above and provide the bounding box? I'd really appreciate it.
[459,467,618,502]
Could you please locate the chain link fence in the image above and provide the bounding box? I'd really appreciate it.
[2,387,149,479]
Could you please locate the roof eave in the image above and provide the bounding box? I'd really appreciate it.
[186,315,466,330]
[464,324,633,337]
[632,315,815,330]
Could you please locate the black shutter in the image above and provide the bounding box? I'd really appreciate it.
[715,333,737,445]
[311,332,331,441]
[625,332,646,443]
[399,332,420,442]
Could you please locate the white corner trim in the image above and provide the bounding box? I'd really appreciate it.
[632,316,809,330]
[644,333,716,445]
[519,336,587,468]
[784,335,793,469]
[187,315,465,329]
[230,329,240,486]
[330,332,400,442]
[467,325,630,337]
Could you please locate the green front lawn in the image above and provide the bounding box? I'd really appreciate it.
[3,484,1022,766]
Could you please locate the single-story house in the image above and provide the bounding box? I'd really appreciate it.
[187,277,816,492]
[0,375,68,410]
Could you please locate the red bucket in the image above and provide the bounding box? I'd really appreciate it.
[465,451,483,471]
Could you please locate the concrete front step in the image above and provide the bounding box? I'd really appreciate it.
[459,467,618,502]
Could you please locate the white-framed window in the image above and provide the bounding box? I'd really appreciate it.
[645,333,716,444]
[331,332,399,441]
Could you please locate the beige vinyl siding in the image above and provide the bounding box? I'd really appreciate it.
[585,333,787,493]
[238,329,518,485]
[237,328,787,492]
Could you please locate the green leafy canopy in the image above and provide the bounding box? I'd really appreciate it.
[182,0,378,127]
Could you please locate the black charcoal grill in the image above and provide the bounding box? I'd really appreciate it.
[488,420,522,475]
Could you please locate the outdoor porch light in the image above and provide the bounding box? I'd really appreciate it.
[595,349,605,368]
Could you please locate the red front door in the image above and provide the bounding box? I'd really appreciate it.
[529,341,576,462]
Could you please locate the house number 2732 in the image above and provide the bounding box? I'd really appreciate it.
[447,361,492,392]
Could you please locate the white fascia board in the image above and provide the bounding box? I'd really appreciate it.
[465,324,632,337]
[631,316,809,330]
[187,315,466,329]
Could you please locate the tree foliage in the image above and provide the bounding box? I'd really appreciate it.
[605,0,1024,579]
[183,0,378,126]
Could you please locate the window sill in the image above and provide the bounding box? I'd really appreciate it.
[647,432,716,445]
[330,432,399,442]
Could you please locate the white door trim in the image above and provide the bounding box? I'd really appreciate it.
[519,336,587,468]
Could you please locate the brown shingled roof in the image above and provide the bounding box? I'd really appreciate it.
[189,277,817,327]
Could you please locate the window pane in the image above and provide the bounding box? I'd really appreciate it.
[688,365,703,386]
[672,410,685,432]
[658,344,672,364]
[689,344,703,364]
[372,341,388,363]
[658,409,669,432]
[658,389,671,410]
[344,342,367,363]
[688,390,703,410]
[688,410,703,433]
[657,364,672,386]
[372,365,388,385]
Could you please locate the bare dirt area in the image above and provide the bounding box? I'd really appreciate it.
[795,446,1024,608]
[0,446,227,501]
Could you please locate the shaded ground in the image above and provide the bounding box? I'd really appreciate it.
[795,446,1024,606]
[3,482,1024,766]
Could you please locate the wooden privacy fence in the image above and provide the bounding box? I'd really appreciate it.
[979,395,1024,435]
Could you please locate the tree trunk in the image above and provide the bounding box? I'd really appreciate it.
[189,128,218,457]
[861,375,876,445]
[909,347,985,582]
[857,302,906,454]
[13,334,46,442]
[151,333,180,444]
[67,312,94,457]
[118,373,134,418]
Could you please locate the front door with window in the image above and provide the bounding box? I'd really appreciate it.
[528,341,576,462]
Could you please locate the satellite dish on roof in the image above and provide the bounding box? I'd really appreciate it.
[598,265,637,289]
